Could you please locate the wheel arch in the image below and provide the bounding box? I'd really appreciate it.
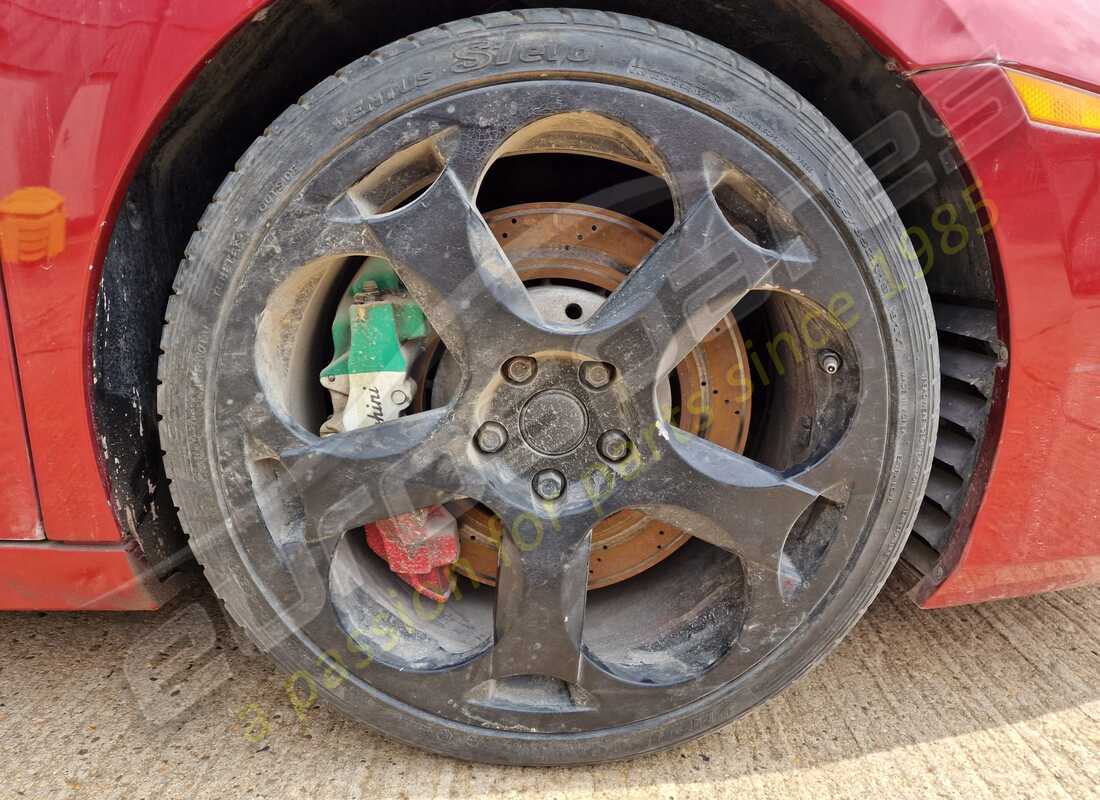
[93,0,1002,587]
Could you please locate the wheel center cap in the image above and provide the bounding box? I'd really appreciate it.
[520,389,589,456]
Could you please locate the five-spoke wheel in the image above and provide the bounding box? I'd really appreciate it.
[159,11,936,764]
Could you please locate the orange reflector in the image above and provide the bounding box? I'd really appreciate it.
[0,187,66,264]
[1007,69,1100,134]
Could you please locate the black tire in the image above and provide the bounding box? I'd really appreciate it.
[159,9,937,765]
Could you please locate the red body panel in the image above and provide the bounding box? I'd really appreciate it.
[0,0,261,543]
[822,0,1100,602]
[0,0,1099,609]
[0,542,163,610]
[0,278,41,539]
[914,66,1100,606]
[831,0,1100,90]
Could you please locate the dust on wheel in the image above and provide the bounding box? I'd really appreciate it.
[158,10,937,765]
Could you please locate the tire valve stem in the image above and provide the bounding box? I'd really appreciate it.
[818,350,842,375]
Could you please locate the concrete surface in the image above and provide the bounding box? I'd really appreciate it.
[0,572,1097,800]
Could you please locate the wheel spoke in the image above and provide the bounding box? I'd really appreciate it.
[250,407,477,544]
[581,190,816,396]
[239,196,381,289]
[786,398,890,503]
[364,168,544,359]
[727,559,800,667]
[490,505,595,682]
[716,528,850,675]
[623,425,827,569]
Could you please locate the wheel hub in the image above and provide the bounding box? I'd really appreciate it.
[520,388,589,455]
[472,349,635,490]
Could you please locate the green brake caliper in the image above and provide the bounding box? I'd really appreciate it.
[319,258,459,602]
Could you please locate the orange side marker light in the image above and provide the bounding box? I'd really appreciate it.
[0,187,66,264]
[1007,69,1100,134]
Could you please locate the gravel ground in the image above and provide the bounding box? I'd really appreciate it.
[1,572,1097,799]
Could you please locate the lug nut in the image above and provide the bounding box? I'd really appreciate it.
[818,350,842,375]
[503,356,537,385]
[533,469,566,501]
[580,361,614,390]
[597,429,632,462]
[475,421,508,454]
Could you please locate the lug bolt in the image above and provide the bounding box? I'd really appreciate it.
[818,350,842,375]
[533,469,566,501]
[503,356,537,385]
[475,421,508,454]
[580,361,614,390]
[597,429,632,463]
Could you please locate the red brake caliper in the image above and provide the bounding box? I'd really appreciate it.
[365,507,460,603]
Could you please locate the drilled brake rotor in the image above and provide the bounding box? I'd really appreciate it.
[409,202,754,589]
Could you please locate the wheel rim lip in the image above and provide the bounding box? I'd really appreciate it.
[202,78,897,735]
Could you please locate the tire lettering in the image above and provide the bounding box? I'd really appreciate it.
[452,39,592,73]
[331,70,436,130]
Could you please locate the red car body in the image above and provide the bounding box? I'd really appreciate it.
[1,0,1099,610]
